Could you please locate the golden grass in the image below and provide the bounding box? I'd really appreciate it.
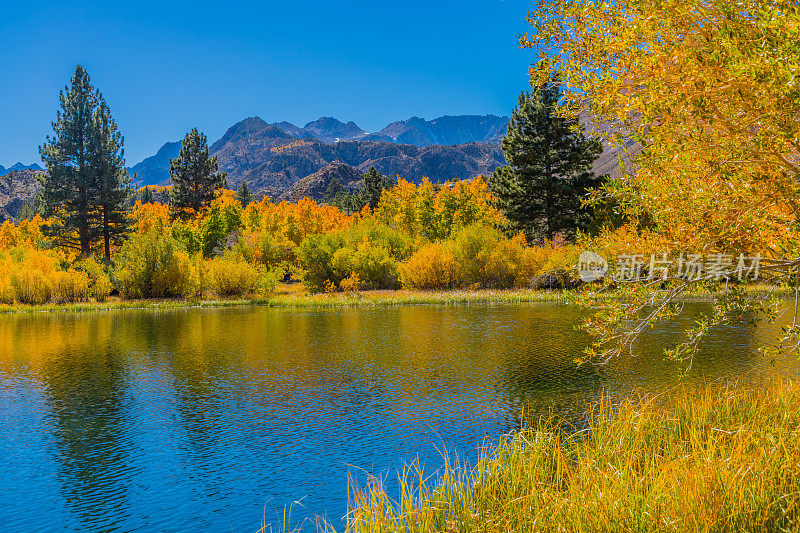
[322,379,800,532]
[0,287,569,314]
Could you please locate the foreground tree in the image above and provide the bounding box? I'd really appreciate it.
[526,0,800,253]
[39,65,130,256]
[169,128,227,220]
[39,66,100,254]
[525,0,800,365]
[489,84,602,241]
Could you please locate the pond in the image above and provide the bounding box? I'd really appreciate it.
[1,303,798,531]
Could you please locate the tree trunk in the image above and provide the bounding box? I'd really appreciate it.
[103,206,111,261]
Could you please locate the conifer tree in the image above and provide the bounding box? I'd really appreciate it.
[39,65,131,256]
[39,65,101,254]
[361,166,391,209]
[488,82,602,241]
[140,186,154,204]
[169,128,227,220]
[325,175,343,202]
[236,180,253,207]
[90,96,131,260]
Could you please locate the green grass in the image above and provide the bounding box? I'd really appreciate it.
[316,378,800,533]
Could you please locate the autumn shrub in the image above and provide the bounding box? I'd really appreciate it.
[10,270,53,304]
[92,274,113,302]
[340,272,362,294]
[0,254,13,304]
[297,220,412,292]
[114,228,194,299]
[200,201,242,257]
[232,231,290,268]
[51,270,90,303]
[529,242,583,289]
[205,257,260,297]
[296,232,347,293]
[259,267,281,296]
[376,177,504,240]
[448,224,530,289]
[3,248,77,304]
[331,242,402,290]
[76,257,113,302]
[401,242,462,290]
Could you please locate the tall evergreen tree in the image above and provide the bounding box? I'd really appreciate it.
[169,128,227,220]
[488,82,602,241]
[90,96,131,260]
[39,65,101,254]
[236,180,253,207]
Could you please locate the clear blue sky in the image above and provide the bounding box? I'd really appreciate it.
[0,0,535,167]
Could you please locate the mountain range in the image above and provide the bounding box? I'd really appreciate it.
[127,114,511,196]
[0,162,42,176]
[1,112,637,218]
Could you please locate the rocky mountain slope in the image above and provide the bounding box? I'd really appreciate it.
[127,115,509,195]
[128,141,181,187]
[0,169,42,222]
[277,161,365,203]
[376,115,509,146]
[206,116,505,198]
[5,113,635,209]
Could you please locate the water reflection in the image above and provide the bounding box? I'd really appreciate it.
[0,304,797,531]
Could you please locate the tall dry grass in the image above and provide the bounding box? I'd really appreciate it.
[324,379,800,532]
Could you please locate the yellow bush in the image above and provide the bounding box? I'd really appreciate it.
[401,242,463,290]
[92,274,112,302]
[51,270,90,304]
[340,272,362,295]
[205,257,260,297]
[115,229,194,299]
[451,224,525,289]
[10,270,53,305]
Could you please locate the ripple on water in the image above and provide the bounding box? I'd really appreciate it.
[0,303,798,531]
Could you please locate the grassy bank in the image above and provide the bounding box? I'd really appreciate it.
[0,282,794,315]
[316,379,800,533]
[0,287,570,314]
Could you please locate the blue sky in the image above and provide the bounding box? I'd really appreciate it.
[0,0,534,166]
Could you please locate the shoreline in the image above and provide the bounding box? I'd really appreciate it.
[0,288,570,315]
[0,283,792,315]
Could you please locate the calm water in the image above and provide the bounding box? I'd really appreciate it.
[1,303,798,531]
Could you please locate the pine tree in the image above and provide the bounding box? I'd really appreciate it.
[169,128,227,220]
[325,175,343,202]
[39,65,101,254]
[361,166,392,209]
[90,96,131,261]
[236,181,253,207]
[488,82,602,241]
[140,186,154,204]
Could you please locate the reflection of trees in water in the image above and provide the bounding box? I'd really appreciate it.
[39,340,133,530]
